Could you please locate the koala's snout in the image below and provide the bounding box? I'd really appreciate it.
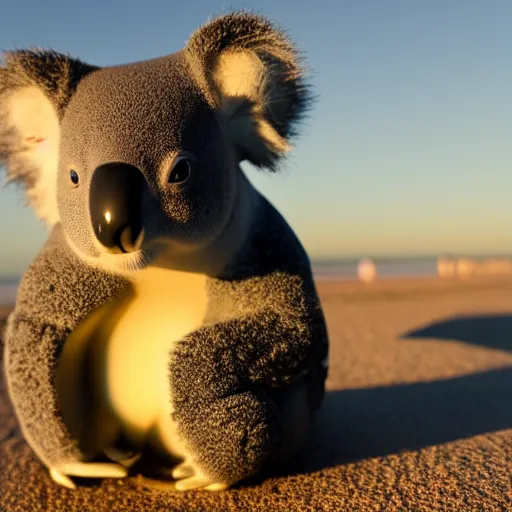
[90,163,146,254]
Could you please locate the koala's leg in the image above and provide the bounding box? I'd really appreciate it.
[131,388,278,491]
[163,390,280,491]
[169,382,312,492]
[160,305,326,491]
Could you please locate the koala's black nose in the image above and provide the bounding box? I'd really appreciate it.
[89,163,146,253]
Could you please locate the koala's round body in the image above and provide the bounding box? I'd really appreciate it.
[1,11,329,492]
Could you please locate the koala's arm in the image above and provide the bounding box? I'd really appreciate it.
[3,225,129,479]
[172,296,326,400]
[169,198,329,486]
[4,315,81,466]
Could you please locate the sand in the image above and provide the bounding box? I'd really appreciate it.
[1,276,511,511]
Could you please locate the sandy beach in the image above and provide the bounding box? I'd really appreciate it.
[1,275,511,511]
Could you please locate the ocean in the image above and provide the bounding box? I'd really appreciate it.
[312,257,438,281]
[0,284,18,307]
[0,257,439,306]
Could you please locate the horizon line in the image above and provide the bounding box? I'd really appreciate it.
[1,252,511,283]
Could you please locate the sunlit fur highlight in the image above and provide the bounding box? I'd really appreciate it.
[3,86,60,225]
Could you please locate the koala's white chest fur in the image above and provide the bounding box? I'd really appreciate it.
[103,268,207,454]
[105,268,208,452]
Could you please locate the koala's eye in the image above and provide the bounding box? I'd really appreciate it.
[168,157,192,185]
[69,169,80,186]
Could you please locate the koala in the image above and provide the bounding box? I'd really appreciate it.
[0,11,329,491]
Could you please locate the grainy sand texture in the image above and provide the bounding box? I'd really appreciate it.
[1,277,511,511]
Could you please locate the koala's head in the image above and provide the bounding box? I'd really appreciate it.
[0,12,312,274]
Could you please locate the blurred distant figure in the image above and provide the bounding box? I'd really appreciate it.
[438,255,512,279]
[358,258,377,283]
[455,258,476,279]
[437,255,456,278]
[478,258,512,275]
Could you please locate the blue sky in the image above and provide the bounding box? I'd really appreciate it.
[1,0,511,276]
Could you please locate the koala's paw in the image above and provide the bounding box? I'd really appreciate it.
[50,462,128,489]
[138,461,229,492]
[171,461,229,491]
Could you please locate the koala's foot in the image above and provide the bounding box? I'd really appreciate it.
[50,462,128,489]
[136,460,229,492]
[171,461,229,491]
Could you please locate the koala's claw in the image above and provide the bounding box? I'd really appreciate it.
[171,461,195,479]
[171,462,229,492]
[138,461,228,492]
[50,461,128,488]
[174,475,229,492]
[50,468,76,489]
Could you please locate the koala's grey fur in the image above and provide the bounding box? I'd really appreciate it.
[1,11,329,490]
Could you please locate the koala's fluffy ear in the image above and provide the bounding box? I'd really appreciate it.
[186,11,313,171]
[0,50,97,225]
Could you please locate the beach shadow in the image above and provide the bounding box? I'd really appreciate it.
[272,313,512,476]
[400,313,512,353]
[276,366,512,477]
